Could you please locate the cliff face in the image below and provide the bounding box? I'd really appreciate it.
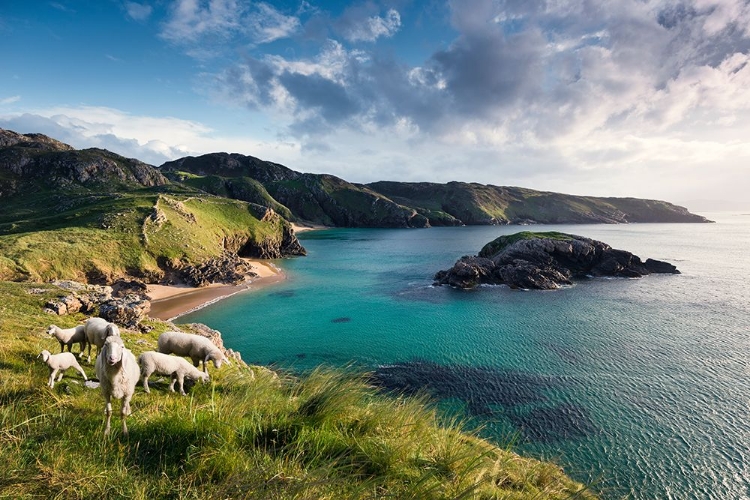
[434,231,679,290]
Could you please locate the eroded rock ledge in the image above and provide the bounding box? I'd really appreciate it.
[434,231,679,290]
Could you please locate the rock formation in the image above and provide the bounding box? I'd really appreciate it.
[434,231,679,290]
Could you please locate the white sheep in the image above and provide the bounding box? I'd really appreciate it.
[83,317,120,363]
[47,324,87,356]
[95,336,139,436]
[138,351,210,395]
[157,331,230,374]
[38,350,88,389]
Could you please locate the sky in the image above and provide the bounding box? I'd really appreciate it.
[2,0,750,210]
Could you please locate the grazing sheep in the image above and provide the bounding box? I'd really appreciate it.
[95,336,139,436]
[138,351,210,395]
[157,331,230,374]
[38,350,88,389]
[47,324,87,356]
[83,317,120,363]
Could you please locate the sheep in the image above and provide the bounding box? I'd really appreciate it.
[47,324,87,356]
[138,351,210,395]
[157,331,230,374]
[38,350,88,389]
[83,317,120,363]
[95,336,139,436]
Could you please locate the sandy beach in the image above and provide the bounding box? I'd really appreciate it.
[147,260,285,321]
[147,224,326,321]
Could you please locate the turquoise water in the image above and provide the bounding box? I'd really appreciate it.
[183,214,750,499]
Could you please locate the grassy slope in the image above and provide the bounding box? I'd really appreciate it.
[0,281,596,499]
[0,190,281,283]
[479,231,577,258]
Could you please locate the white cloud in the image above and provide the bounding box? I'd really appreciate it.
[247,3,300,44]
[125,1,153,21]
[343,8,401,43]
[0,95,21,105]
[160,0,299,51]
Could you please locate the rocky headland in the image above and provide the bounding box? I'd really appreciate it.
[434,231,680,290]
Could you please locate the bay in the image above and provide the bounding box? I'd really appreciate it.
[182,213,750,499]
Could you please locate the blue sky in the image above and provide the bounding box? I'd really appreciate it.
[2,0,750,210]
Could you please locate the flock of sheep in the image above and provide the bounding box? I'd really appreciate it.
[41,318,230,436]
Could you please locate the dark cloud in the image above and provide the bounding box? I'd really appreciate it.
[279,71,360,123]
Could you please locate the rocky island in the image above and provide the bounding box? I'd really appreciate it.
[434,231,679,290]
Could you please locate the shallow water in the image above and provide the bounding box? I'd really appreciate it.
[183,213,750,499]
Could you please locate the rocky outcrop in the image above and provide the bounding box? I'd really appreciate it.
[44,281,113,315]
[239,207,307,259]
[434,232,680,290]
[179,252,259,287]
[44,280,150,328]
[99,294,151,328]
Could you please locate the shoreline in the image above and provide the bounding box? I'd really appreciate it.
[146,223,325,322]
[147,260,285,322]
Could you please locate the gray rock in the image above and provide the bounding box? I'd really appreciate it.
[435,232,680,290]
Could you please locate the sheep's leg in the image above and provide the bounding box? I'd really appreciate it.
[121,395,132,436]
[177,373,186,396]
[169,374,177,392]
[56,369,65,382]
[142,372,151,393]
[75,364,87,381]
[48,369,57,388]
[86,343,92,364]
[103,397,112,436]
[59,341,65,353]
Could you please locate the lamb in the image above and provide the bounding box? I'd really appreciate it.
[95,336,139,436]
[38,350,88,389]
[157,331,230,374]
[47,324,87,356]
[83,317,120,363]
[138,351,210,395]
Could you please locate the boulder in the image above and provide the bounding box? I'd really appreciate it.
[99,293,151,328]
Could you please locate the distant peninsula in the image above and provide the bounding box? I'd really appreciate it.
[434,231,680,290]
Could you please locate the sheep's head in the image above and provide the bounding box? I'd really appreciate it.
[102,336,126,366]
[198,372,210,384]
[207,351,230,369]
[39,350,51,362]
[47,325,56,336]
[105,323,121,337]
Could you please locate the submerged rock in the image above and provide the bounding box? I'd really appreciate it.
[434,231,680,290]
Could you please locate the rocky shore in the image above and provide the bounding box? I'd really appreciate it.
[434,231,680,290]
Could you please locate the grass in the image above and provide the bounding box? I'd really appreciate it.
[0,280,597,499]
[479,232,577,258]
[0,191,289,283]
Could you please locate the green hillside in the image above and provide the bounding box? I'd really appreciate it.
[0,130,304,284]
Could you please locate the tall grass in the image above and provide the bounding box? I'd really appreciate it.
[0,281,596,499]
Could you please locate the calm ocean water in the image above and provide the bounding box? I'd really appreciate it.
[183,213,750,499]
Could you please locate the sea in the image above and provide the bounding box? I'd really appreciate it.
[182,213,750,499]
